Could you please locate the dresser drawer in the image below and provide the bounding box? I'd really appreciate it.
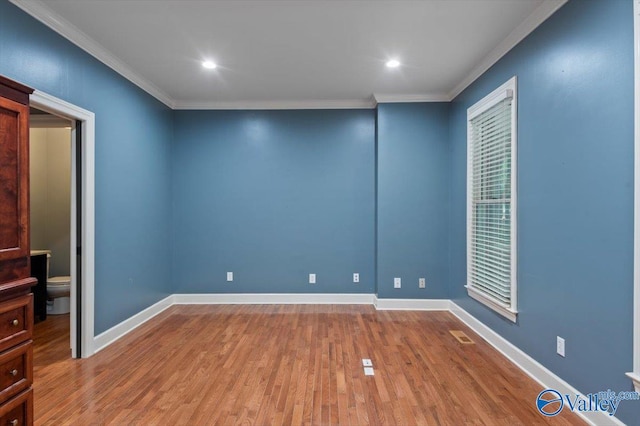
[0,388,32,426]
[0,342,31,404]
[0,295,32,354]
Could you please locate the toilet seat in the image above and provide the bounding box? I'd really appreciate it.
[47,276,71,300]
[46,276,71,315]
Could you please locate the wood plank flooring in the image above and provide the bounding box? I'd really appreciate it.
[33,305,584,425]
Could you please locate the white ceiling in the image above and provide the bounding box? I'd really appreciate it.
[11,0,566,109]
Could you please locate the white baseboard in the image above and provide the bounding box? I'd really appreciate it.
[93,293,444,353]
[373,296,451,311]
[449,302,626,426]
[172,293,375,305]
[626,372,640,393]
[93,295,173,354]
[89,294,628,425]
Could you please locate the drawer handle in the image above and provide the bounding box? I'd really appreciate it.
[8,419,17,426]
[11,319,18,326]
[9,369,17,377]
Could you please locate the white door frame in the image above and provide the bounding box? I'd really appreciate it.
[30,90,95,358]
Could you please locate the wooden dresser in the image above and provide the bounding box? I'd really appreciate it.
[0,75,36,425]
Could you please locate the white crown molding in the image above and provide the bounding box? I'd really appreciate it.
[11,0,566,110]
[373,93,451,104]
[448,0,568,100]
[172,98,378,110]
[174,93,451,110]
[9,0,175,108]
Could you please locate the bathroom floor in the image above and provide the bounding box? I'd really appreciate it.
[33,313,70,365]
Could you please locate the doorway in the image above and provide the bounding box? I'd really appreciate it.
[30,91,95,358]
[29,109,73,355]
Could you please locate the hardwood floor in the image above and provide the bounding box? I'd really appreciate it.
[34,314,71,365]
[33,305,584,425]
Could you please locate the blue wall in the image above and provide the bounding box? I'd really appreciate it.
[0,1,174,334]
[377,103,450,299]
[449,0,637,423]
[172,110,375,293]
[3,0,639,422]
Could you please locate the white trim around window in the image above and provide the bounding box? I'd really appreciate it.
[466,76,518,322]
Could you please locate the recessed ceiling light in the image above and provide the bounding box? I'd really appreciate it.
[386,59,400,68]
[202,60,217,69]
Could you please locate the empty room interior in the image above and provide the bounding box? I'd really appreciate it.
[0,0,639,424]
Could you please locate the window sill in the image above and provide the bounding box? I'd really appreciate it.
[466,286,517,322]
[626,372,640,392]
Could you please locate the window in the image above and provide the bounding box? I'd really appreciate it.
[466,77,517,322]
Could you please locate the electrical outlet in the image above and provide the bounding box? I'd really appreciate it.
[353,273,360,283]
[226,272,233,282]
[309,273,316,284]
[419,278,426,288]
[362,359,372,367]
[557,336,565,357]
[394,277,401,289]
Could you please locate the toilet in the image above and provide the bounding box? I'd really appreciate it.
[39,251,71,315]
[47,276,71,314]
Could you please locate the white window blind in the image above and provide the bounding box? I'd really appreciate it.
[467,77,517,322]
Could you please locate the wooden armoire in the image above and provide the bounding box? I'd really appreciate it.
[0,75,36,425]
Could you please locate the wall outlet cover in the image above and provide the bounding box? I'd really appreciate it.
[309,273,316,284]
[226,272,233,282]
[557,336,565,357]
[394,277,401,289]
